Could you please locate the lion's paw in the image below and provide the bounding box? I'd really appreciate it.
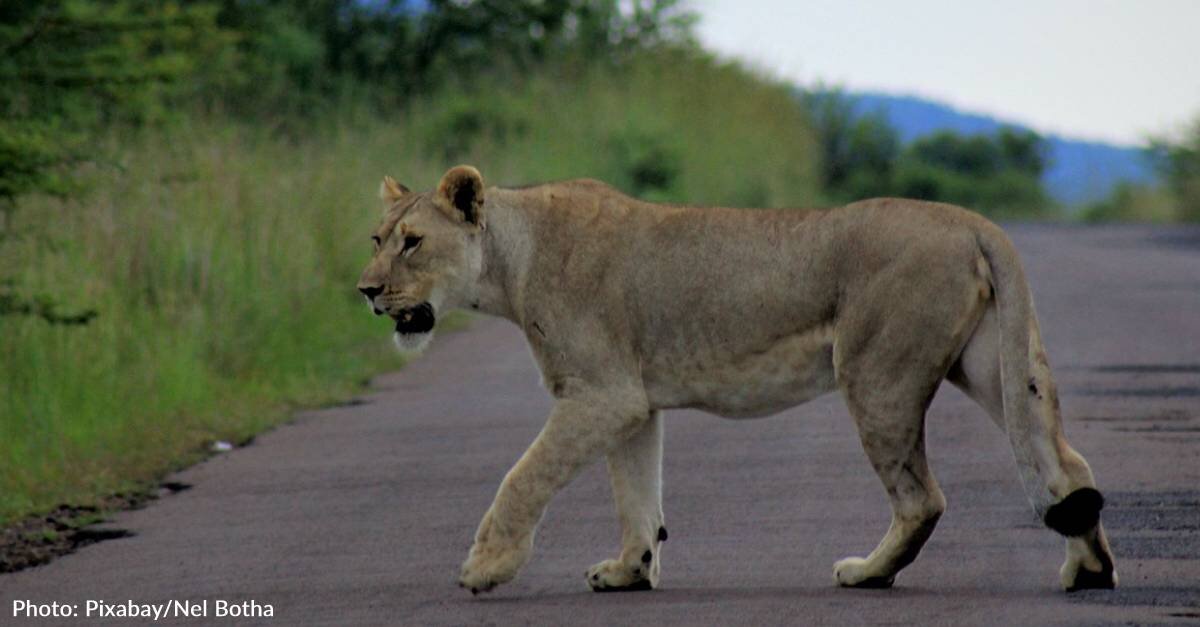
[457,541,529,595]
[833,556,895,589]
[586,557,656,592]
[1061,555,1117,592]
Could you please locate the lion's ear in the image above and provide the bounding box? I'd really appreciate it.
[435,165,485,228]
[379,175,410,204]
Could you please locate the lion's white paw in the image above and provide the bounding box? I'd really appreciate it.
[457,541,529,595]
[586,556,656,592]
[833,556,895,589]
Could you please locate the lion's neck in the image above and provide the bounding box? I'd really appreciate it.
[474,194,533,324]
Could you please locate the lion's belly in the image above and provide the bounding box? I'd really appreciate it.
[643,325,838,418]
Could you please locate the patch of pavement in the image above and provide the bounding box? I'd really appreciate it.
[2,224,1199,626]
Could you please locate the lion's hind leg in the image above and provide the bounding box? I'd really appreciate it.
[587,411,666,592]
[828,244,986,588]
[833,380,946,588]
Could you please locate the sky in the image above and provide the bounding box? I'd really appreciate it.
[693,0,1200,146]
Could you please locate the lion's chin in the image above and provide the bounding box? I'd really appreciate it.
[393,330,433,354]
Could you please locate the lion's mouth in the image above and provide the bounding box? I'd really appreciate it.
[393,302,436,335]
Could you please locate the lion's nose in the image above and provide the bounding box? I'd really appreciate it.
[358,285,383,300]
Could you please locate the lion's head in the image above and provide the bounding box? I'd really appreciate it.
[357,165,486,352]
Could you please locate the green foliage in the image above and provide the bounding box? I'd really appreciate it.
[454,49,820,207]
[0,1,230,121]
[1079,182,1177,223]
[802,90,1054,217]
[605,127,681,198]
[0,1,233,209]
[409,46,819,208]
[209,0,695,114]
[909,129,1043,179]
[414,0,696,76]
[1,0,696,206]
[802,89,900,201]
[0,122,75,210]
[895,128,1052,218]
[1148,118,1200,222]
[1085,114,1200,223]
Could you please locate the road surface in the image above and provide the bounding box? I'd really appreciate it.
[3,224,1200,625]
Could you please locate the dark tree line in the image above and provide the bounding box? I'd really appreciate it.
[802,90,1052,217]
[0,0,693,212]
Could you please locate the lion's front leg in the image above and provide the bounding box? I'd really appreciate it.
[459,391,649,594]
[457,506,534,595]
[587,411,665,592]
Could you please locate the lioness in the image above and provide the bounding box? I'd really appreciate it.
[357,165,1117,595]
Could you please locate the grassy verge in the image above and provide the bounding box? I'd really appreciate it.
[0,119,414,522]
[0,50,821,525]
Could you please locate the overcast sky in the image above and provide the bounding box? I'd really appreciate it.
[693,0,1200,145]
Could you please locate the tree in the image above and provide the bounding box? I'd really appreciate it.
[1149,118,1200,221]
[896,127,1051,217]
[800,89,1053,216]
[210,0,696,112]
[0,1,231,213]
[801,89,900,202]
[997,127,1047,177]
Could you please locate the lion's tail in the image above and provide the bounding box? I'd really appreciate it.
[974,224,1102,534]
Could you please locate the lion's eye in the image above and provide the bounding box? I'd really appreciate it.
[402,235,423,256]
[371,235,382,250]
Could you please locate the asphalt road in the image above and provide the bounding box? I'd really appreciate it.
[3,224,1199,626]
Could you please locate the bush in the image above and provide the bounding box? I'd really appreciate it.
[1080,182,1178,223]
[0,1,235,207]
[1149,118,1200,222]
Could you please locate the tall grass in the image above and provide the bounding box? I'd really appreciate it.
[415,49,821,207]
[0,50,821,523]
[0,121,413,520]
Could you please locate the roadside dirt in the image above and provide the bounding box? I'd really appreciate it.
[0,483,194,573]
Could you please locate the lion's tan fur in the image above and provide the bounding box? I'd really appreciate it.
[358,166,1116,594]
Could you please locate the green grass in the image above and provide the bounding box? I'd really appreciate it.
[0,50,822,524]
[411,49,822,207]
[21,529,58,543]
[0,119,415,521]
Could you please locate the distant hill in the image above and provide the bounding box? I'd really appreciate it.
[844,92,1156,206]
